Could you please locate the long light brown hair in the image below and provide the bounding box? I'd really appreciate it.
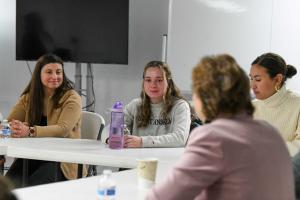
[136,61,186,128]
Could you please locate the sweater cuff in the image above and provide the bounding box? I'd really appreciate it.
[141,136,155,147]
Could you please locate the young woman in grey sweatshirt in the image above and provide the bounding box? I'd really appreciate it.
[123,61,191,148]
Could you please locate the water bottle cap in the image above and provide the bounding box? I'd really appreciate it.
[2,119,9,126]
[112,101,123,110]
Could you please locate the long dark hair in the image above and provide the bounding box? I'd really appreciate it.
[136,61,188,128]
[22,53,74,126]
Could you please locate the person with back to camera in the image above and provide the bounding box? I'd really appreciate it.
[250,52,300,156]
[123,61,191,148]
[0,176,18,200]
[146,54,295,200]
[4,53,84,187]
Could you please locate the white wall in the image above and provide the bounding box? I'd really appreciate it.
[270,0,300,92]
[2,0,299,123]
[167,0,300,93]
[0,0,169,122]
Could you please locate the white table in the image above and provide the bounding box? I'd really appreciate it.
[0,137,184,168]
[13,161,175,200]
[0,137,184,199]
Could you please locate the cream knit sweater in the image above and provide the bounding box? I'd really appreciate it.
[253,86,300,156]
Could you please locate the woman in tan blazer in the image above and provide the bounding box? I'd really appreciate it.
[5,53,82,187]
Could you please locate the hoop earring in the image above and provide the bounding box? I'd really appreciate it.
[275,85,280,92]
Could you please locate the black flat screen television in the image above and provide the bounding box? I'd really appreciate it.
[16,0,129,64]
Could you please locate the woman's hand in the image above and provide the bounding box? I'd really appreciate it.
[9,119,30,138]
[124,135,142,148]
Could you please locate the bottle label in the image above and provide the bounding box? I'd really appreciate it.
[97,188,115,195]
[97,187,116,199]
[106,188,116,196]
[2,128,11,136]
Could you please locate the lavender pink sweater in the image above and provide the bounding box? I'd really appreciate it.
[147,114,295,200]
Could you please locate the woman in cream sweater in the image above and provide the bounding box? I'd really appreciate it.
[250,52,300,156]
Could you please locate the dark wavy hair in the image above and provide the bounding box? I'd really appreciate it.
[192,54,254,121]
[252,52,297,87]
[136,61,187,128]
[22,53,74,126]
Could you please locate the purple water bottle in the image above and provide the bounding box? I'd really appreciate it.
[109,101,124,149]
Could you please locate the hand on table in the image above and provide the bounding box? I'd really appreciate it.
[124,135,142,148]
[9,119,30,138]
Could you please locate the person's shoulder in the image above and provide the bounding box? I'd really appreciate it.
[127,98,141,106]
[189,116,256,146]
[252,118,274,129]
[173,98,189,108]
[125,98,141,110]
[171,99,190,114]
[287,90,300,101]
[20,93,29,100]
[190,117,274,142]
[17,93,29,105]
[132,98,141,104]
[61,89,81,102]
[255,119,287,143]
[188,122,220,144]
[64,89,79,96]
[249,117,283,139]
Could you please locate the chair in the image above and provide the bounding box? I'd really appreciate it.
[100,125,110,144]
[185,115,203,146]
[81,111,105,176]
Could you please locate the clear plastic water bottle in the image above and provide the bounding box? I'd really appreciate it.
[97,170,116,200]
[1,119,11,139]
[108,101,124,149]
